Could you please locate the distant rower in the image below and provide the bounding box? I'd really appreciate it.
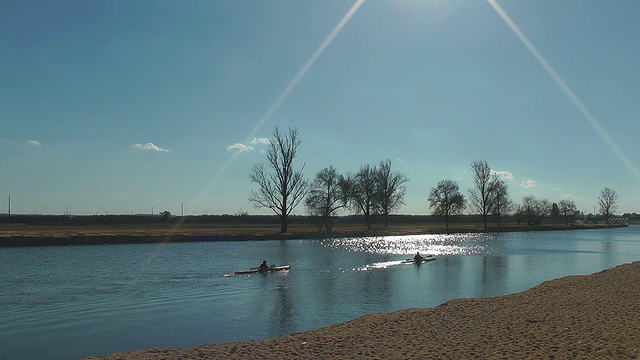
[413,252,424,263]
[258,260,269,273]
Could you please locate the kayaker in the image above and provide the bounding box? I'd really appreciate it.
[258,260,269,273]
[413,252,424,263]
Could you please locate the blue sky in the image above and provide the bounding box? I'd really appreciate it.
[1,0,639,216]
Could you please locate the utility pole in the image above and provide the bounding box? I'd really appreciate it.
[181,203,184,217]
[7,195,10,225]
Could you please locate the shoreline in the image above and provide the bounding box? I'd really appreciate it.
[0,223,627,247]
[86,260,640,359]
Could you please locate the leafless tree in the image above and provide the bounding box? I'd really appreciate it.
[513,203,525,225]
[490,179,511,227]
[428,179,465,230]
[305,166,346,232]
[468,160,497,230]
[345,164,378,230]
[521,195,551,226]
[249,127,309,233]
[558,199,577,225]
[551,202,561,224]
[375,159,409,226]
[598,187,618,225]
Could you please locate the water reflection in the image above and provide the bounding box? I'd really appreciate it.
[274,274,294,336]
[480,256,508,297]
[2,226,639,360]
[318,233,507,256]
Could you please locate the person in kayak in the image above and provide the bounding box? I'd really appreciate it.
[413,252,424,263]
[258,260,269,273]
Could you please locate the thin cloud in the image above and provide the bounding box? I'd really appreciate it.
[226,143,255,154]
[491,170,513,180]
[520,179,537,188]
[562,194,583,201]
[132,142,170,152]
[250,137,272,145]
[28,140,41,146]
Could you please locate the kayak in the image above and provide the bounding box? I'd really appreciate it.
[233,265,291,275]
[401,256,436,265]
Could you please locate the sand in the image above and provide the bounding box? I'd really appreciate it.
[86,261,640,359]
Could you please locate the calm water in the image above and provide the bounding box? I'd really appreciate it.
[1,226,639,359]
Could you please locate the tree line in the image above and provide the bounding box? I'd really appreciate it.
[249,127,620,233]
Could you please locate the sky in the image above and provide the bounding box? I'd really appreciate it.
[1,0,639,216]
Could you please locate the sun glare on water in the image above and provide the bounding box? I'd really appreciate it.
[318,233,500,256]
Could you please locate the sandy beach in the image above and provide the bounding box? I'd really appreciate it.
[87,260,640,359]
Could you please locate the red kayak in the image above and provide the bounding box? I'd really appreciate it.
[233,265,291,275]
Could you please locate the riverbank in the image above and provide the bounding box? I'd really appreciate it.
[0,222,626,247]
[87,260,640,359]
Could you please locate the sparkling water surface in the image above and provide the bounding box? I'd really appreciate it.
[1,226,639,359]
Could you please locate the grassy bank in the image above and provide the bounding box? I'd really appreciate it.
[0,222,626,247]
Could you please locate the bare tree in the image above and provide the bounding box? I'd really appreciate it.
[305,165,346,232]
[375,159,409,226]
[598,187,618,225]
[469,160,496,230]
[521,195,551,226]
[558,199,577,225]
[551,202,560,224]
[428,179,465,230]
[345,164,378,230]
[535,199,552,225]
[490,179,511,227]
[521,196,536,225]
[249,127,309,233]
[513,203,525,225]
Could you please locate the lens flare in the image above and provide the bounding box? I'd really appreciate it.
[487,0,640,181]
[194,0,367,211]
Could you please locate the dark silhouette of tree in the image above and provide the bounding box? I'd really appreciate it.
[513,203,525,225]
[375,159,408,226]
[490,179,511,227]
[551,202,561,224]
[522,196,535,225]
[345,164,378,230]
[558,199,577,225]
[598,187,618,225]
[469,160,496,230]
[305,165,346,232]
[521,195,551,225]
[249,127,309,233]
[428,179,465,230]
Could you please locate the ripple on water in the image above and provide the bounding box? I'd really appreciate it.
[317,233,505,256]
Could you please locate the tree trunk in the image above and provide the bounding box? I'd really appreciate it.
[280,216,288,233]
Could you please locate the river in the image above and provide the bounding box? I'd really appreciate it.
[1,226,639,359]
